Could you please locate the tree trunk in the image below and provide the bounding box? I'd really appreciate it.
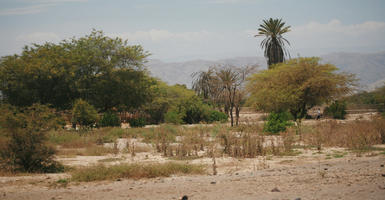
[235,105,240,126]
[230,106,234,127]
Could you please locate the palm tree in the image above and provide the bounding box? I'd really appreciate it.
[256,18,291,68]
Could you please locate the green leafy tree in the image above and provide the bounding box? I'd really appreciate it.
[0,104,64,173]
[72,99,99,129]
[247,57,356,132]
[0,30,152,111]
[255,18,291,68]
[144,82,196,124]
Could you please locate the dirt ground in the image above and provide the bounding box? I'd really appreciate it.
[1,112,384,200]
[1,147,385,200]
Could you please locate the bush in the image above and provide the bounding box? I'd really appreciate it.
[324,100,347,119]
[98,112,121,127]
[206,110,228,123]
[263,111,293,134]
[0,104,64,173]
[128,117,146,128]
[72,99,99,129]
[165,110,184,124]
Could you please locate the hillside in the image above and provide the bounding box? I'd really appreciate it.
[146,52,385,90]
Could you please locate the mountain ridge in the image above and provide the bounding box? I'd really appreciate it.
[146,52,385,90]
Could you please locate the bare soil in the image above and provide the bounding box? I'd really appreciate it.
[1,147,385,200]
[1,112,384,200]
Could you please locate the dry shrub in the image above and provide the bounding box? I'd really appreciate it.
[281,129,296,152]
[304,119,383,151]
[218,128,265,158]
[373,118,385,144]
[149,125,177,156]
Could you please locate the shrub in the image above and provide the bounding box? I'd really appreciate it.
[0,104,64,173]
[72,99,99,129]
[128,117,146,128]
[164,110,184,124]
[263,111,293,134]
[206,110,228,123]
[98,112,121,127]
[324,100,347,119]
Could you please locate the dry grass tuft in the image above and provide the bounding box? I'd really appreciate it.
[303,118,385,152]
[70,162,205,182]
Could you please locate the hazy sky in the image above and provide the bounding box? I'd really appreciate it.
[1,0,385,61]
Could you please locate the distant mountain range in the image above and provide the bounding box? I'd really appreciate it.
[146,52,385,90]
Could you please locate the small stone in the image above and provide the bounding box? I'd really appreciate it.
[210,181,216,184]
[129,187,133,190]
[181,195,188,200]
[116,178,122,181]
[381,164,384,167]
[324,168,328,171]
[295,198,301,200]
[382,174,385,177]
[235,173,239,175]
[271,187,280,192]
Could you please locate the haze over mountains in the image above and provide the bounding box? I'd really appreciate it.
[146,51,385,90]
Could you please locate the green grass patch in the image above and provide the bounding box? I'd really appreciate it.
[98,158,123,163]
[277,150,302,156]
[70,162,206,182]
[168,156,202,161]
[333,154,344,158]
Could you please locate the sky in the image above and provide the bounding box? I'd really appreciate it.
[0,0,385,62]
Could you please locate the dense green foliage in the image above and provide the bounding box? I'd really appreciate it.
[0,104,64,173]
[324,100,347,119]
[207,110,228,123]
[144,83,195,124]
[256,18,291,68]
[164,110,184,124]
[128,117,146,128]
[247,57,355,121]
[145,82,226,124]
[263,111,293,134]
[98,112,121,127]
[0,30,154,112]
[72,99,99,128]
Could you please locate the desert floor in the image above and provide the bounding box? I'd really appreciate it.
[1,146,385,200]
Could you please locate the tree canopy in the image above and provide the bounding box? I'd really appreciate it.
[255,18,291,68]
[0,30,154,111]
[246,57,356,121]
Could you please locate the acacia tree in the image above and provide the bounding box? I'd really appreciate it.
[247,57,356,132]
[255,18,291,68]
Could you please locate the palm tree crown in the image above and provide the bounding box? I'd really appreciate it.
[256,18,291,68]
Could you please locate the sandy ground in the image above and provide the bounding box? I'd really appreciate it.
[1,147,385,200]
[1,112,384,200]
